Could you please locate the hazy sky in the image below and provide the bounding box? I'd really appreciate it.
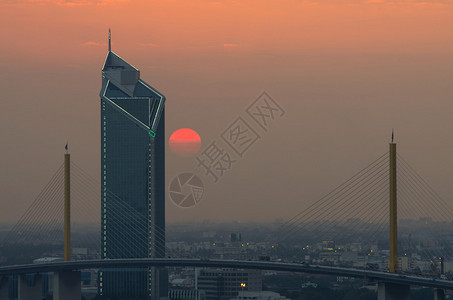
[1,0,453,223]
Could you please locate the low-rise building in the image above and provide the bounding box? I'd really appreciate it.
[230,291,289,300]
[197,269,262,300]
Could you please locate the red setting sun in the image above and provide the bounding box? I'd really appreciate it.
[169,128,201,158]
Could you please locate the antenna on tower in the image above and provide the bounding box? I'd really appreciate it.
[108,28,111,52]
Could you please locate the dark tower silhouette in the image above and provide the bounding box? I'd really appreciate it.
[99,30,167,299]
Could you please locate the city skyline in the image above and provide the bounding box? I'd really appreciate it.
[1,0,453,224]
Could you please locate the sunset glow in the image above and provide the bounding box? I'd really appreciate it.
[169,128,201,158]
[1,0,453,223]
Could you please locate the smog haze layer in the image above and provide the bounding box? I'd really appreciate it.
[1,0,453,223]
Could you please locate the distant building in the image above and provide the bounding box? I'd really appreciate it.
[401,256,416,272]
[322,241,335,251]
[215,245,243,258]
[230,291,289,300]
[197,269,262,300]
[170,278,194,288]
[231,233,242,242]
[301,282,318,288]
[169,289,206,300]
[443,261,453,273]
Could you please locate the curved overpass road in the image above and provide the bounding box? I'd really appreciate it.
[0,258,451,289]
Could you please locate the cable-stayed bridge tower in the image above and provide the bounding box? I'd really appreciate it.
[389,138,398,273]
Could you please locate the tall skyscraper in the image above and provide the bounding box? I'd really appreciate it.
[99,30,167,299]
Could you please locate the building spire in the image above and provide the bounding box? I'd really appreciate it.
[108,28,111,52]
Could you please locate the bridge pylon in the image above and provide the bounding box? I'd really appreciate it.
[389,141,398,273]
[64,152,71,261]
[54,151,81,300]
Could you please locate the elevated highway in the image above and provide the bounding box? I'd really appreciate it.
[1,258,452,290]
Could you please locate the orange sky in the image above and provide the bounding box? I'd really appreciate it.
[2,0,453,68]
[1,0,453,223]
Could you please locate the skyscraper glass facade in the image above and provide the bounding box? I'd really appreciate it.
[99,48,166,299]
